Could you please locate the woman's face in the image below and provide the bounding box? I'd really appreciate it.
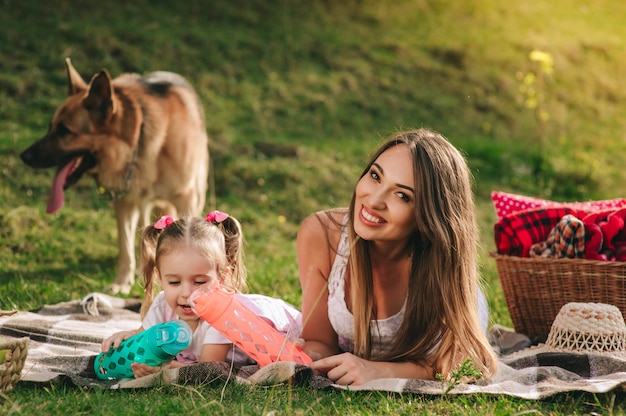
[157,247,220,329]
[354,144,417,243]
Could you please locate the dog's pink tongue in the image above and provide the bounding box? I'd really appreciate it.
[46,159,76,214]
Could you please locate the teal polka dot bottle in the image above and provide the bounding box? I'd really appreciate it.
[94,319,192,380]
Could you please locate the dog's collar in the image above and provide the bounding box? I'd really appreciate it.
[96,133,142,202]
[96,160,136,202]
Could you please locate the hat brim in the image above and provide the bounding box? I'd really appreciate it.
[503,343,626,361]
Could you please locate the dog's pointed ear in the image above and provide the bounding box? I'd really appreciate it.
[65,57,87,95]
[84,70,116,123]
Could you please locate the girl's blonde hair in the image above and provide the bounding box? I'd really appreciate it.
[139,214,247,318]
[347,129,497,379]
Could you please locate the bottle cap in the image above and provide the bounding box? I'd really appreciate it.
[157,320,193,355]
[189,283,234,322]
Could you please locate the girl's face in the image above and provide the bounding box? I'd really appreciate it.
[354,144,417,244]
[157,247,220,328]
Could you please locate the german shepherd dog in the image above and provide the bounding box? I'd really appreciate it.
[20,58,209,294]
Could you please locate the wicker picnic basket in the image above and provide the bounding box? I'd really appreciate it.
[0,336,29,393]
[492,254,626,339]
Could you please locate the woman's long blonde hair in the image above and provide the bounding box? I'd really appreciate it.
[139,215,247,318]
[347,129,497,379]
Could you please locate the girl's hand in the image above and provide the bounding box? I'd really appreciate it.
[101,329,140,352]
[308,352,379,386]
[294,338,323,362]
[130,361,170,378]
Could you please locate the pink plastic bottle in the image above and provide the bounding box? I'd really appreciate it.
[189,284,312,366]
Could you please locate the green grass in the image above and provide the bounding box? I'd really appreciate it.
[3,0,626,413]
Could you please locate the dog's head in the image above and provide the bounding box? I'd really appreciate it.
[20,58,131,213]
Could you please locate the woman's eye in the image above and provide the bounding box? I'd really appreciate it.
[369,169,380,181]
[397,192,410,203]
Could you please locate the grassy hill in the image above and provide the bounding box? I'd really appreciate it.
[1,0,626,413]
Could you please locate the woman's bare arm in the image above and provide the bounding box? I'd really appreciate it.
[297,211,342,360]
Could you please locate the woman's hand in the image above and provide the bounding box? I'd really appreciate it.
[309,352,434,385]
[101,328,141,352]
[308,352,381,386]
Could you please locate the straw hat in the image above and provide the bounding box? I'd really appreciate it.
[506,302,626,359]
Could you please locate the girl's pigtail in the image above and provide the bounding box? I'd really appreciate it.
[219,216,247,292]
[139,218,170,318]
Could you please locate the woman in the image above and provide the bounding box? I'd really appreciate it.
[297,129,497,386]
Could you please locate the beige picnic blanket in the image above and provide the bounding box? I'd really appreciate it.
[2,294,626,399]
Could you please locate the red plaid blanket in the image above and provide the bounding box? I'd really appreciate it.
[494,208,588,257]
[493,192,626,260]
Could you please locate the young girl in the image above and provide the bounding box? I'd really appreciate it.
[101,211,302,378]
[297,129,497,386]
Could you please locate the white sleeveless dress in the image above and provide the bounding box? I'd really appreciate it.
[326,218,488,358]
[327,219,405,358]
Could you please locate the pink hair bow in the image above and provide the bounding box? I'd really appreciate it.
[154,215,175,230]
[205,210,229,224]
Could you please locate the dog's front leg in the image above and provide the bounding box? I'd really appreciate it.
[110,201,140,295]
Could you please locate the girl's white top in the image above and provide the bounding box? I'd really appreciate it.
[144,291,303,366]
[326,217,489,358]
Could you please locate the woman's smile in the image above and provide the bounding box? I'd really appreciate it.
[359,205,386,225]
